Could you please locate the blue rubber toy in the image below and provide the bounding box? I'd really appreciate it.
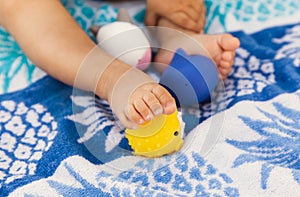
[159,48,219,107]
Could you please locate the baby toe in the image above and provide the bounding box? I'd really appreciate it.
[152,85,176,114]
[132,99,153,122]
[219,60,232,69]
[218,34,240,51]
[222,51,235,62]
[219,65,232,78]
[119,114,138,130]
[142,93,163,116]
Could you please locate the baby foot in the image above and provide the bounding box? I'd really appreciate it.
[194,33,240,80]
[126,82,176,128]
[96,59,176,129]
[154,28,240,80]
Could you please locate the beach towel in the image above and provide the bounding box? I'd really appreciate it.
[1,0,300,196]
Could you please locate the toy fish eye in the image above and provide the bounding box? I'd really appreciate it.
[174,131,179,136]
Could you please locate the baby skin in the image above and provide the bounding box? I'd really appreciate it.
[0,0,239,130]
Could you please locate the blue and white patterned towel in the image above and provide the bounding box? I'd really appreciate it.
[1,0,300,196]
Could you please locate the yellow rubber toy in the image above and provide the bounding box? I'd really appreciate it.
[125,110,184,158]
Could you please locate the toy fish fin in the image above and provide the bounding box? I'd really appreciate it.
[117,8,133,23]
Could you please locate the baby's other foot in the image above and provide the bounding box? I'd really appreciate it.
[155,33,240,80]
[199,33,240,80]
[154,18,240,80]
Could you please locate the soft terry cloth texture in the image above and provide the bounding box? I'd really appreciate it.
[1,0,300,196]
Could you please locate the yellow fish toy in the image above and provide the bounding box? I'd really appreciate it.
[125,110,184,158]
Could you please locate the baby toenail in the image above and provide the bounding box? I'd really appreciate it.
[153,108,163,116]
[146,114,153,121]
[130,125,138,130]
[165,102,174,108]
